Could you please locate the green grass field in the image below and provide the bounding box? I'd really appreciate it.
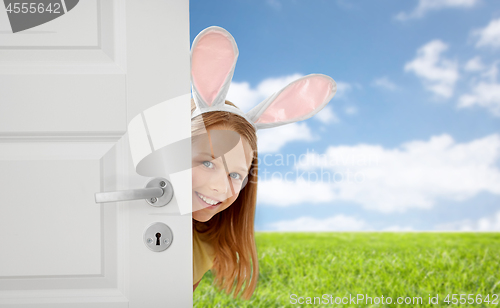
[194,232,500,307]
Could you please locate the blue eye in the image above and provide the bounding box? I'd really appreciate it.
[229,172,241,180]
[202,161,214,169]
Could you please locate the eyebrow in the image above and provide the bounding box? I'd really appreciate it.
[234,165,249,174]
[195,151,215,158]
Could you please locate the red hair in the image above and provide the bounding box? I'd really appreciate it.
[191,99,259,300]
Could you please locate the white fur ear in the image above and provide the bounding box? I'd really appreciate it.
[246,74,336,130]
[191,26,238,108]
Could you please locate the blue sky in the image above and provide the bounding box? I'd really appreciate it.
[190,0,500,231]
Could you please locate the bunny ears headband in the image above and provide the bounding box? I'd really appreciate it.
[191,26,337,130]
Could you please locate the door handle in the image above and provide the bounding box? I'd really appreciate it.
[94,177,174,207]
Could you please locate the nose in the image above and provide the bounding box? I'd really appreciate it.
[209,168,232,197]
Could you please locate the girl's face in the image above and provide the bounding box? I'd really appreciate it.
[191,125,253,222]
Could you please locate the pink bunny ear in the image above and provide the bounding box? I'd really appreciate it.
[246,74,336,129]
[191,26,238,108]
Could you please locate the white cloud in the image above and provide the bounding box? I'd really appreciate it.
[382,225,415,231]
[458,81,500,116]
[266,0,282,9]
[372,77,397,91]
[404,40,459,98]
[344,106,358,115]
[482,61,499,81]
[257,177,336,205]
[314,106,339,124]
[396,0,480,20]
[228,77,353,107]
[459,61,500,116]
[257,122,314,153]
[228,74,346,151]
[257,133,500,213]
[225,81,263,113]
[227,74,348,152]
[464,56,485,72]
[268,215,367,231]
[473,18,500,49]
[335,81,353,98]
[227,73,304,113]
[336,0,356,10]
[435,211,500,231]
[266,215,416,231]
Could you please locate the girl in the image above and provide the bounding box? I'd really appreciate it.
[190,26,337,300]
[191,99,258,299]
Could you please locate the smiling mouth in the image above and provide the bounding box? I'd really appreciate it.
[195,192,222,208]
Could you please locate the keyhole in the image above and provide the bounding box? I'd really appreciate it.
[155,232,161,245]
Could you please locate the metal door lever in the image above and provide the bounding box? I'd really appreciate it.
[94,177,174,207]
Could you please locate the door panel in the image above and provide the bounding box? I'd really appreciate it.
[0,75,126,132]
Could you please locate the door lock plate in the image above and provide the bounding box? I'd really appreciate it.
[143,222,173,252]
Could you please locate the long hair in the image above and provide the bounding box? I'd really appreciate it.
[191,99,259,300]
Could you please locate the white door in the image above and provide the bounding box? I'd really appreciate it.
[0,0,192,307]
